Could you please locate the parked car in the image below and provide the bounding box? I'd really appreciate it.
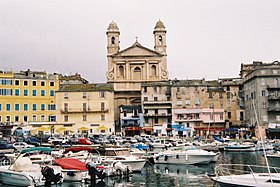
[13,142,34,151]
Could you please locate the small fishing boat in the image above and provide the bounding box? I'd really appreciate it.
[224,142,256,152]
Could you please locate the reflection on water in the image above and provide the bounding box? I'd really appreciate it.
[0,151,272,187]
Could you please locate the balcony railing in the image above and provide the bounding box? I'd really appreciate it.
[60,108,109,114]
[267,107,280,112]
[268,95,280,100]
[144,113,172,117]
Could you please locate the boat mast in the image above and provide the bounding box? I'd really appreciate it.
[252,99,273,185]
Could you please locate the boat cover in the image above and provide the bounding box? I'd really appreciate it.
[21,147,52,154]
[64,146,93,153]
[53,158,87,171]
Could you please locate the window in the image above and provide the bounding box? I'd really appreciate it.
[261,90,266,97]
[111,36,115,45]
[32,104,37,111]
[15,89,20,96]
[0,104,1,111]
[228,112,232,119]
[219,93,223,98]
[32,115,37,122]
[24,115,28,122]
[50,82,54,86]
[6,104,10,111]
[100,91,105,98]
[41,90,45,96]
[32,90,37,96]
[24,89,28,96]
[24,104,28,111]
[155,118,158,124]
[41,115,45,121]
[144,97,148,101]
[155,109,158,115]
[24,80,28,86]
[41,104,45,111]
[64,115,68,122]
[83,115,87,121]
[185,99,190,105]
[15,104,19,111]
[101,102,105,111]
[15,116,19,122]
[177,100,182,106]
[83,103,87,111]
[154,97,158,101]
[263,116,268,122]
[209,92,213,98]
[83,92,87,98]
[48,104,56,110]
[50,90,54,96]
[41,81,45,86]
[49,115,56,122]
[119,65,124,77]
[32,81,36,86]
[276,115,280,122]
[195,99,200,106]
[134,67,141,80]
[101,114,105,121]
[64,93,68,99]
[15,80,19,85]
[151,65,157,77]
[64,103,68,111]
[143,86,147,93]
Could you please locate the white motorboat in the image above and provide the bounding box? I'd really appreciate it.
[3,146,54,165]
[209,164,280,187]
[224,142,256,152]
[0,155,63,186]
[153,146,218,165]
[94,147,146,172]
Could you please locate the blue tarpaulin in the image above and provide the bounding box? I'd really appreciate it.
[222,128,238,132]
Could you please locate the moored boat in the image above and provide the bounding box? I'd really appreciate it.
[209,164,280,187]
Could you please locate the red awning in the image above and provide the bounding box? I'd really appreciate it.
[53,158,87,171]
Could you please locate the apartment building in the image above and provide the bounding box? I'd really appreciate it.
[0,69,58,130]
[55,83,115,135]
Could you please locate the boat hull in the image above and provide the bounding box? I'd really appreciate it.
[224,146,255,152]
[154,153,214,165]
[102,159,146,172]
[0,167,41,186]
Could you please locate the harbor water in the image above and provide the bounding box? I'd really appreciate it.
[0,150,270,187]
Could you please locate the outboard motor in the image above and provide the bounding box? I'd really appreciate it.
[41,166,62,187]
[86,162,106,185]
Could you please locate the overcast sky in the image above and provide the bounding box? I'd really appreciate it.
[1,0,279,83]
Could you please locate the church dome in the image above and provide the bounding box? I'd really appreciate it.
[107,21,119,30]
[154,20,165,29]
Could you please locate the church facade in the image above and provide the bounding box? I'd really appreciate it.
[106,20,169,125]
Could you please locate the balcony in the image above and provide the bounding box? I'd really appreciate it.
[268,95,280,100]
[267,85,280,90]
[144,113,172,117]
[267,107,280,112]
[60,108,109,114]
[175,116,203,122]
[143,100,172,105]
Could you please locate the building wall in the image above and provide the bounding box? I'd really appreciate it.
[56,85,115,135]
[0,69,58,125]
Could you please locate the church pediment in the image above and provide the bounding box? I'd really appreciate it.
[113,42,161,57]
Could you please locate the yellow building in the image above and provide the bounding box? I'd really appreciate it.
[0,69,59,126]
[55,83,115,135]
[0,69,59,136]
